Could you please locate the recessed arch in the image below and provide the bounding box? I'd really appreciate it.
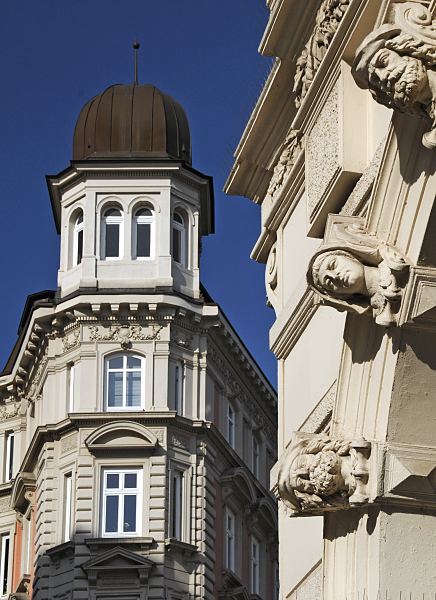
[85,421,159,454]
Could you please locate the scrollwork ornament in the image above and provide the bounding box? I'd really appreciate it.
[89,324,163,347]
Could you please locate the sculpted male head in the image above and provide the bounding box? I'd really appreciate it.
[352,25,431,116]
[310,249,366,298]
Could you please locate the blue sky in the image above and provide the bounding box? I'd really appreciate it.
[0,1,277,386]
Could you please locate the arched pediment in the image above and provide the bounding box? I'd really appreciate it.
[221,467,257,506]
[85,421,159,454]
[256,497,278,531]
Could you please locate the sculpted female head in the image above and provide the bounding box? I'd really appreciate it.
[311,250,366,299]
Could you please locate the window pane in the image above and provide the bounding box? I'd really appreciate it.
[108,372,123,407]
[126,371,141,407]
[127,356,141,369]
[105,223,120,257]
[77,229,83,265]
[105,208,121,217]
[124,473,137,488]
[136,208,152,217]
[123,495,137,532]
[173,228,181,263]
[105,496,119,532]
[1,537,9,596]
[106,474,119,489]
[108,356,123,369]
[136,223,151,257]
[174,213,183,225]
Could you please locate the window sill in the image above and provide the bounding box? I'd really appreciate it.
[85,536,155,553]
[47,540,75,560]
[164,537,197,555]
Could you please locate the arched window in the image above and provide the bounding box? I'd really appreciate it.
[172,211,186,266]
[133,207,154,259]
[104,354,145,411]
[102,207,123,259]
[73,212,84,267]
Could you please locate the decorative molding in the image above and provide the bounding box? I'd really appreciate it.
[298,381,336,434]
[352,1,436,148]
[277,432,370,515]
[62,328,80,353]
[0,403,20,422]
[264,130,303,205]
[60,433,78,454]
[170,327,193,349]
[294,0,350,108]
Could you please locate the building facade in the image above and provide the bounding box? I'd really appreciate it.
[0,83,278,600]
[226,0,436,597]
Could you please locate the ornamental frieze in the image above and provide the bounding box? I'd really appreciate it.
[88,324,163,348]
[277,433,370,515]
[352,1,436,148]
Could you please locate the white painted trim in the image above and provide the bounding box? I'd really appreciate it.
[101,468,143,537]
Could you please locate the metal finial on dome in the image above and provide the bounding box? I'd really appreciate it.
[133,41,140,85]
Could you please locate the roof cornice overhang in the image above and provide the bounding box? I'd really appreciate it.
[46,159,214,236]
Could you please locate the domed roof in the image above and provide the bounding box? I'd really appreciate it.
[73,84,191,164]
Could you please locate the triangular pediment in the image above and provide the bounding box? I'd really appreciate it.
[82,545,154,572]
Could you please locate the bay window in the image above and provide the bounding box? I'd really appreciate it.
[101,469,142,537]
[104,354,144,411]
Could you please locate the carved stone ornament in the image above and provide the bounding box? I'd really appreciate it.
[294,0,350,107]
[89,324,163,348]
[0,403,20,422]
[62,328,80,352]
[265,130,302,203]
[352,1,436,148]
[306,217,409,326]
[277,433,370,515]
[266,242,278,309]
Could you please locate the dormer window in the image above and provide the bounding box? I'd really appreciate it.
[133,207,154,259]
[73,212,84,266]
[172,211,186,267]
[102,207,123,260]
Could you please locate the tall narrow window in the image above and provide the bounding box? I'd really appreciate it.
[252,435,259,478]
[4,433,14,482]
[274,561,280,600]
[102,207,123,259]
[73,212,84,266]
[23,516,31,575]
[170,469,183,539]
[251,536,260,595]
[67,363,75,413]
[101,469,142,536]
[133,207,154,259]
[227,404,235,449]
[0,535,9,597]
[105,354,144,411]
[224,508,236,572]
[174,362,184,415]
[172,212,186,266]
[63,473,73,543]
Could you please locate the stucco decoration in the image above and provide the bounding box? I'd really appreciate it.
[294,0,350,107]
[306,218,409,326]
[0,403,20,422]
[352,2,436,148]
[265,130,302,203]
[277,433,370,515]
[266,242,278,309]
[88,324,163,347]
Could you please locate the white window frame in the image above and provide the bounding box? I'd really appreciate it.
[227,404,236,449]
[172,211,186,267]
[63,473,73,543]
[251,535,260,595]
[252,435,260,478]
[0,534,10,598]
[132,207,154,260]
[101,468,143,537]
[4,432,14,482]
[73,212,84,267]
[169,468,184,540]
[104,354,145,411]
[174,361,184,415]
[67,363,75,413]
[224,507,236,572]
[101,207,123,260]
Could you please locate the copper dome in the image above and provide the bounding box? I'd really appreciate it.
[73,84,191,164]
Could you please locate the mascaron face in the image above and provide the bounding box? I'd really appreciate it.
[317,253,365,296]
[369,48,404,84]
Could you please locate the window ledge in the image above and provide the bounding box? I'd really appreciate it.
[85,536,155,553]
[164,538,198,555]
[47,540,75,560]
